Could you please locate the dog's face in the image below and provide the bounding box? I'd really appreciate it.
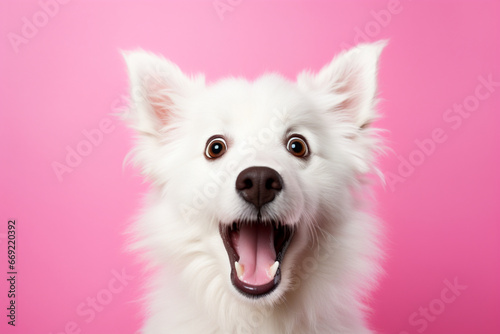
[124,42,385,305]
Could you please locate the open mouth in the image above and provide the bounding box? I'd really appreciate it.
[219,220,295,298]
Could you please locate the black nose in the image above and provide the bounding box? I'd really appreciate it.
[235,166,283,210]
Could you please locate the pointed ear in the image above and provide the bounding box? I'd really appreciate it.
[122,50,204,135]
[297,41,386,129]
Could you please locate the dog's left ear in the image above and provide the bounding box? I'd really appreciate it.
[297,41,386,129]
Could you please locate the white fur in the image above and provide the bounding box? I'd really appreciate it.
[123,41,387,334]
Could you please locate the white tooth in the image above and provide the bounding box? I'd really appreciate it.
[235,261,244,279]
[268,261,279,279]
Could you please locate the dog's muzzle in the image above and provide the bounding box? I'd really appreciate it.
[219,166,295,298]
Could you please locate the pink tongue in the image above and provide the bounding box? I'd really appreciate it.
[235,224,276,285]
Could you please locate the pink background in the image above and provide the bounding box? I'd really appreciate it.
[1,1,499,333]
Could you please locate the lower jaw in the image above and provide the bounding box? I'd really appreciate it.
[219,221,295,299]
[231,272,280,298]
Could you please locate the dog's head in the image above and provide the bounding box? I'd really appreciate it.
[123,42,385,305]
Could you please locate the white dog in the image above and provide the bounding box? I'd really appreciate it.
[123,41,386,334]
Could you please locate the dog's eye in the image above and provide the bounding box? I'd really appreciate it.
[286,136,309,158]
[205,137,227,159]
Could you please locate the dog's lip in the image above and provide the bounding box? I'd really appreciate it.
[219,220,295,298]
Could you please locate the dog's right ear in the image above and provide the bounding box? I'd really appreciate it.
[122,50,204,135]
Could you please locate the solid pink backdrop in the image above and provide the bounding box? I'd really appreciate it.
[1,1,499,333]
